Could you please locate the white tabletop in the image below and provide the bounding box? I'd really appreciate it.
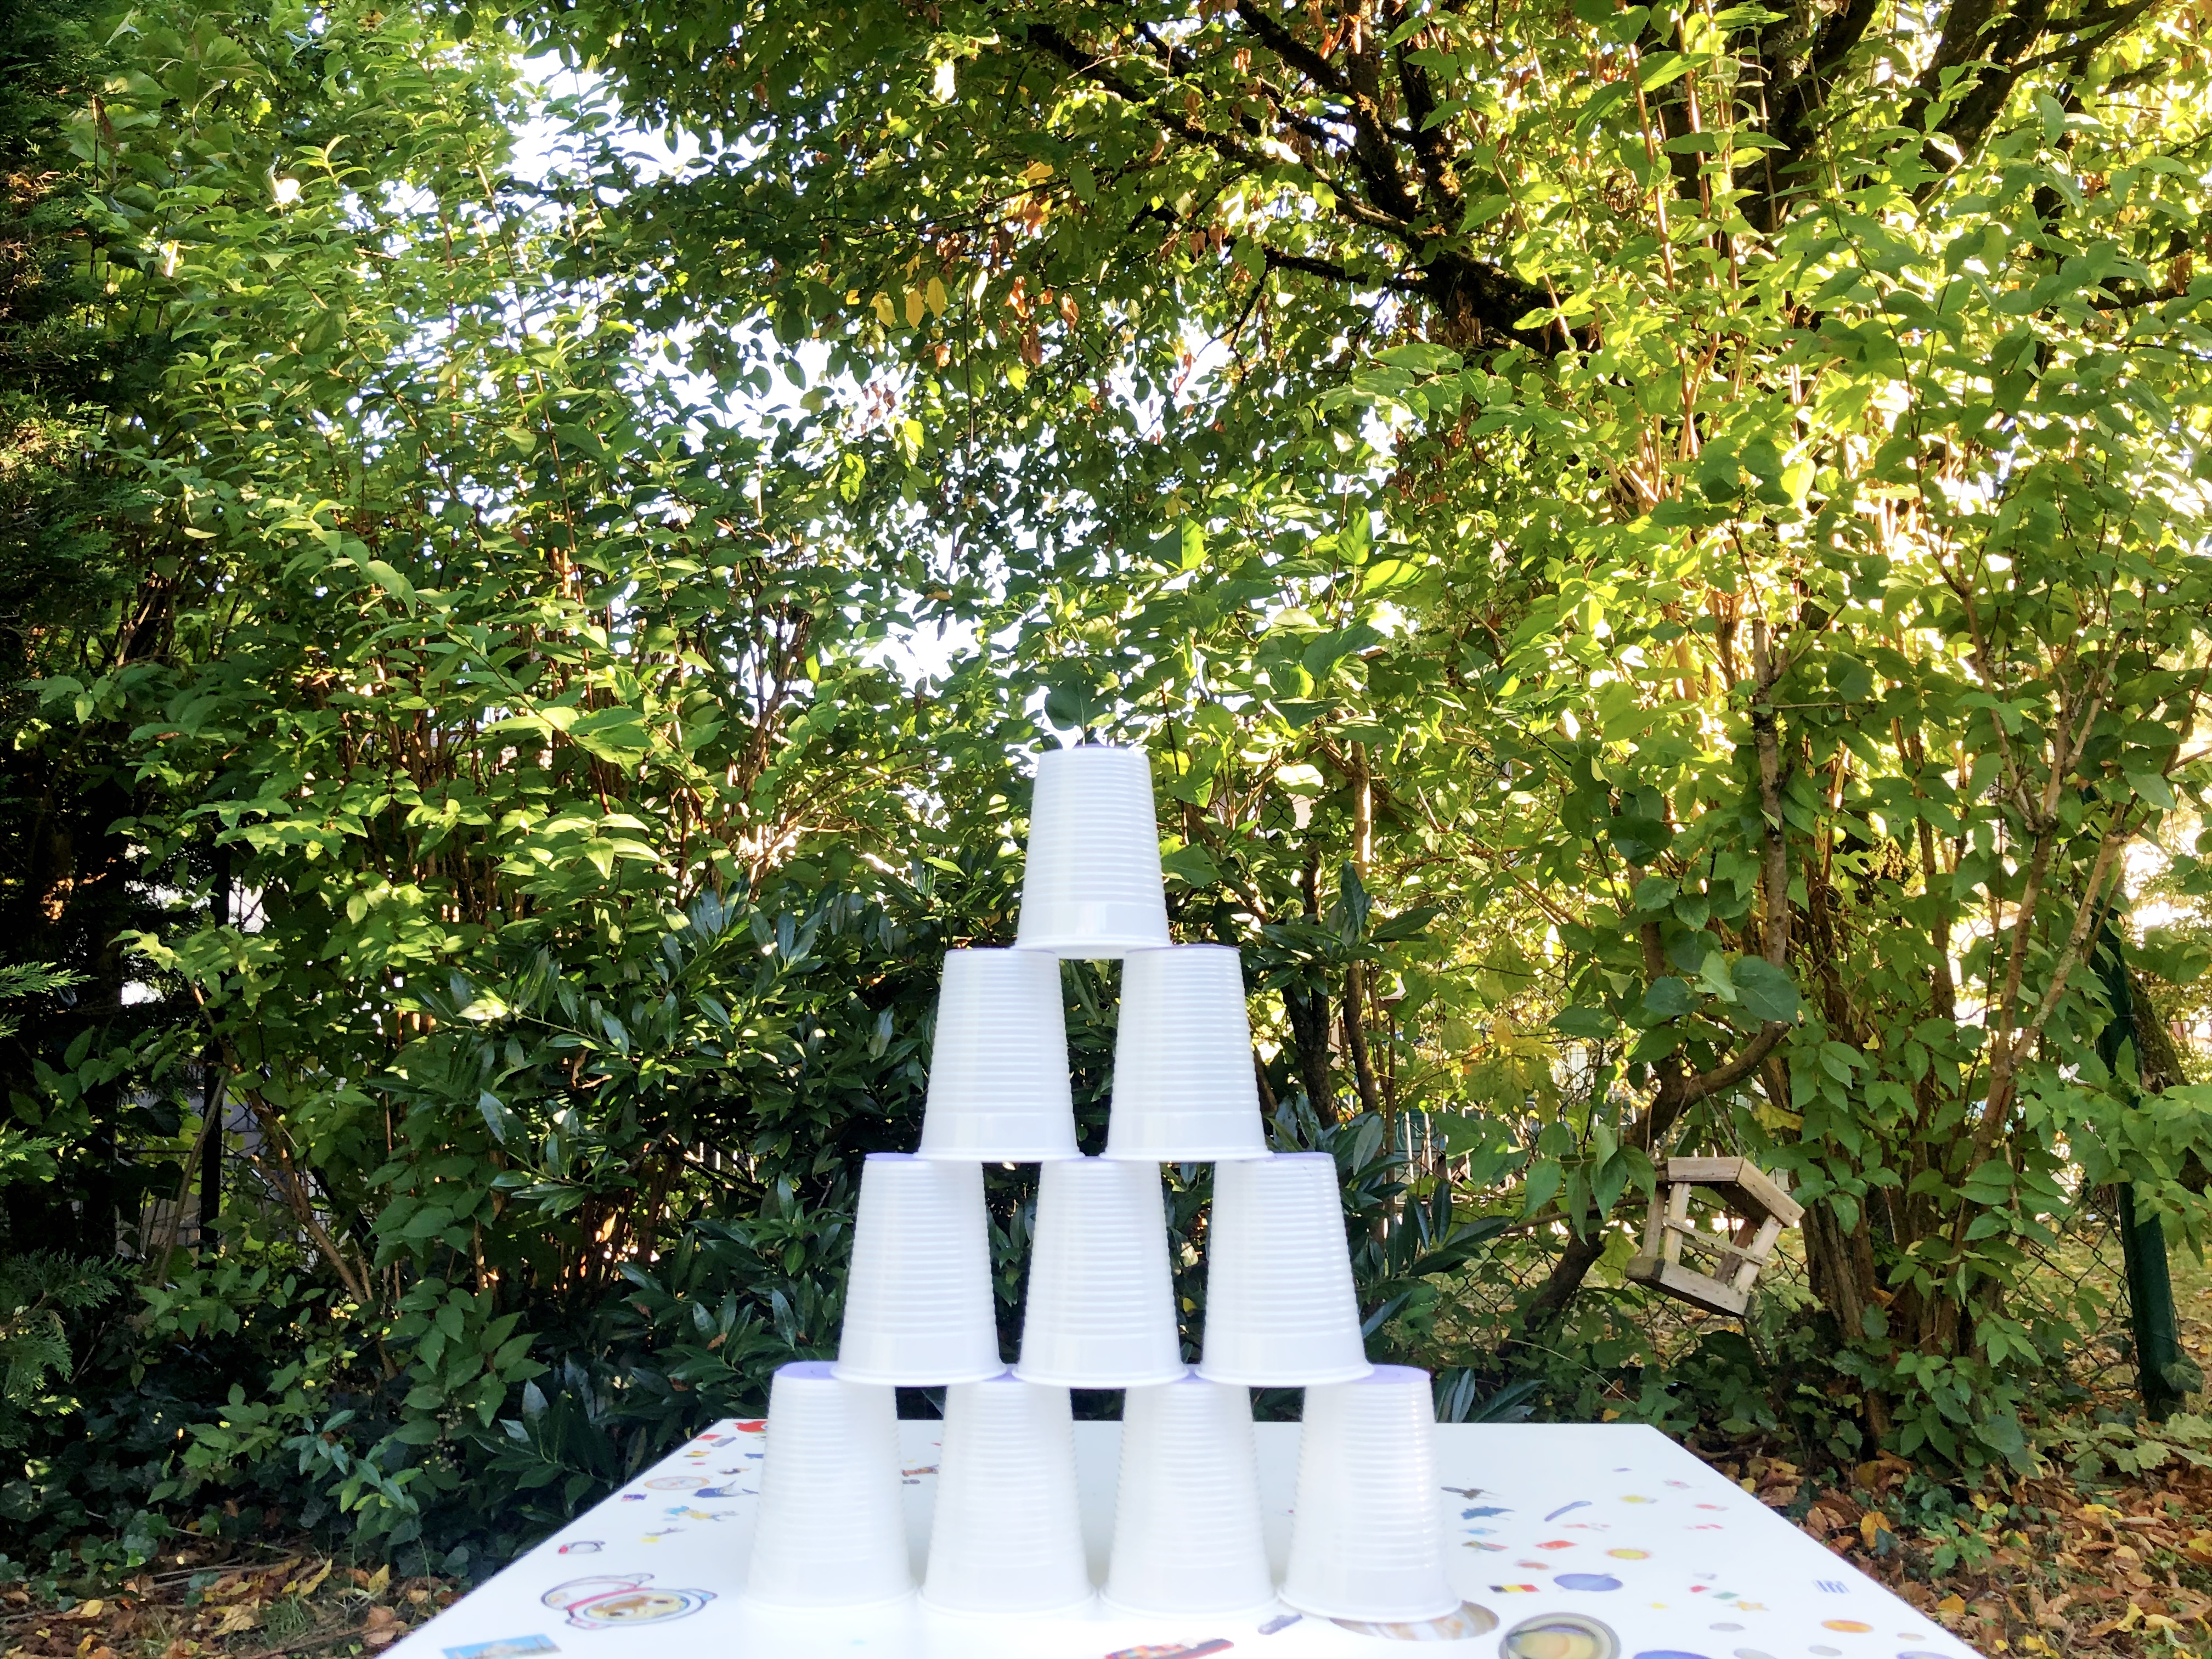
[387,1418,1980,1659]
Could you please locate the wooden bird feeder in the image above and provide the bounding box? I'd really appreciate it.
[1626,1156,1803,1316]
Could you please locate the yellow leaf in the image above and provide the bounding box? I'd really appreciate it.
[870,292,895,326]
[1937,1594,1967,1616]
[366,1564,391,1595]
[1021,160,1053,184]
[924,276,947,317]
[1859,1513,1884,1549]
[844,289,860,304]
[290,1561,333,1598]
[904,287,924,328]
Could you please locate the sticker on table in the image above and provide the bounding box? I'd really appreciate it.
[642,1476,702,1489]
[555,1541,602,1555]
[1545,1501,1591,1521]
[1102,1643,1233,1659]
[733,1419,765,1431]
[1256,1612,1301,1634]
[1821,1621,1872,1633]
[691,1483,752,1499]
[1555,1574,1622,1592]
[444,1638,558,1659]
[541,1575,715,1629]
[1499,1611,1620,1658]
[1606,1549,1650,1560]
[1330,1601,1498,1641]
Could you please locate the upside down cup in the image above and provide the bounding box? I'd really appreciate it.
[921,1374,1095,1618]
[1197,1152,1372,1386]
[835,1155,1002,1385]
[1280,1364,1458,1622]
[1013,744,1171,958]
[1103,1374,1276,1617]
[1015,1157,1184,1387]
[916,947,1080,1162]
[744,1361,913,1609]
[1104,943,1269,1161]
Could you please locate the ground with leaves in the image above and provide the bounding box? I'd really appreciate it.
[0,1553,457,1659]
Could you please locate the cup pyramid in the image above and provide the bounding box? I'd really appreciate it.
[743,743,1457,1624]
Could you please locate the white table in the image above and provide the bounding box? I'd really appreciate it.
[388,1419,1980,1659]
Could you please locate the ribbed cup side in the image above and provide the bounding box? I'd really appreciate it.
[748,1362,911,1606]
[1282,1366,1457,1621]
[1017,1160,1182,1385]
[1106,945,1267,1158]
[1199,1154,1368,1383]
[838,1157,1002,1383]
[1104,1377,1273,1614]
[918,950,1079,1159]
[923,1376,1093,1615]
[1015,747,1171,956]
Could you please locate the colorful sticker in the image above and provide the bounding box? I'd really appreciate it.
[555,1542,601,1555]
[444,1638,558,1659]
[1256,1612,1302,1635]
[1499,1612,1620,1659]
[1821,1621,1873,1633]
[1102,1644,1232,1659]
[1330,1602,1498,1642]
[1555,1575,1623,1592]
[1606,1549,1651,1560]
[540,1576,714,1629]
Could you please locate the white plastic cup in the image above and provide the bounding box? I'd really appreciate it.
[915,948,1080,1161]
[1015,1158,1184,1387]
[1103,1375,1275,1617]
[921,1373,1094,1617]
[1014,746,1171,958]
[744,1361,913,1609]
[1105,944,1269,1160]
[1280,1364,1459,1622]
[835,1155,1002,1385]
[1197,1152,1372,1385]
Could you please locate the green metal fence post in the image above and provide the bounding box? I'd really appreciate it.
[2094,922,2191,1421]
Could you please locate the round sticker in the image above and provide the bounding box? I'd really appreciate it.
[1555,1575,1623,1592]
[1500,1613,1621,1659]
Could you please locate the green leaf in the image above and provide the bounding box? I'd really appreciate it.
[1730,957,1802,1024]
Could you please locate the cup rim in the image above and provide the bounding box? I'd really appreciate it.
[1279,1589,1465,1623]
[831,1359,1007,1386]
[1101,1141,1272,1160]
[1195,1358,1375,1386]
[913,1144,1085,1162]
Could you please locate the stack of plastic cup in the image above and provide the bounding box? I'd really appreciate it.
[922,1373,1095,1617]
[744,1361,913,1609]
[1014,746,1171,958]
[1280,1365,1458,1621]
[1197,1152,1372,1385]
[916,949,1080,1161]
[1105,944,1268,1160]
[1103,1375,1275,1616]
[1015,1158,1184,1387]
[836,1155,1002,1385]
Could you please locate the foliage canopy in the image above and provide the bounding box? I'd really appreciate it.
[5,0,2212,1561]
